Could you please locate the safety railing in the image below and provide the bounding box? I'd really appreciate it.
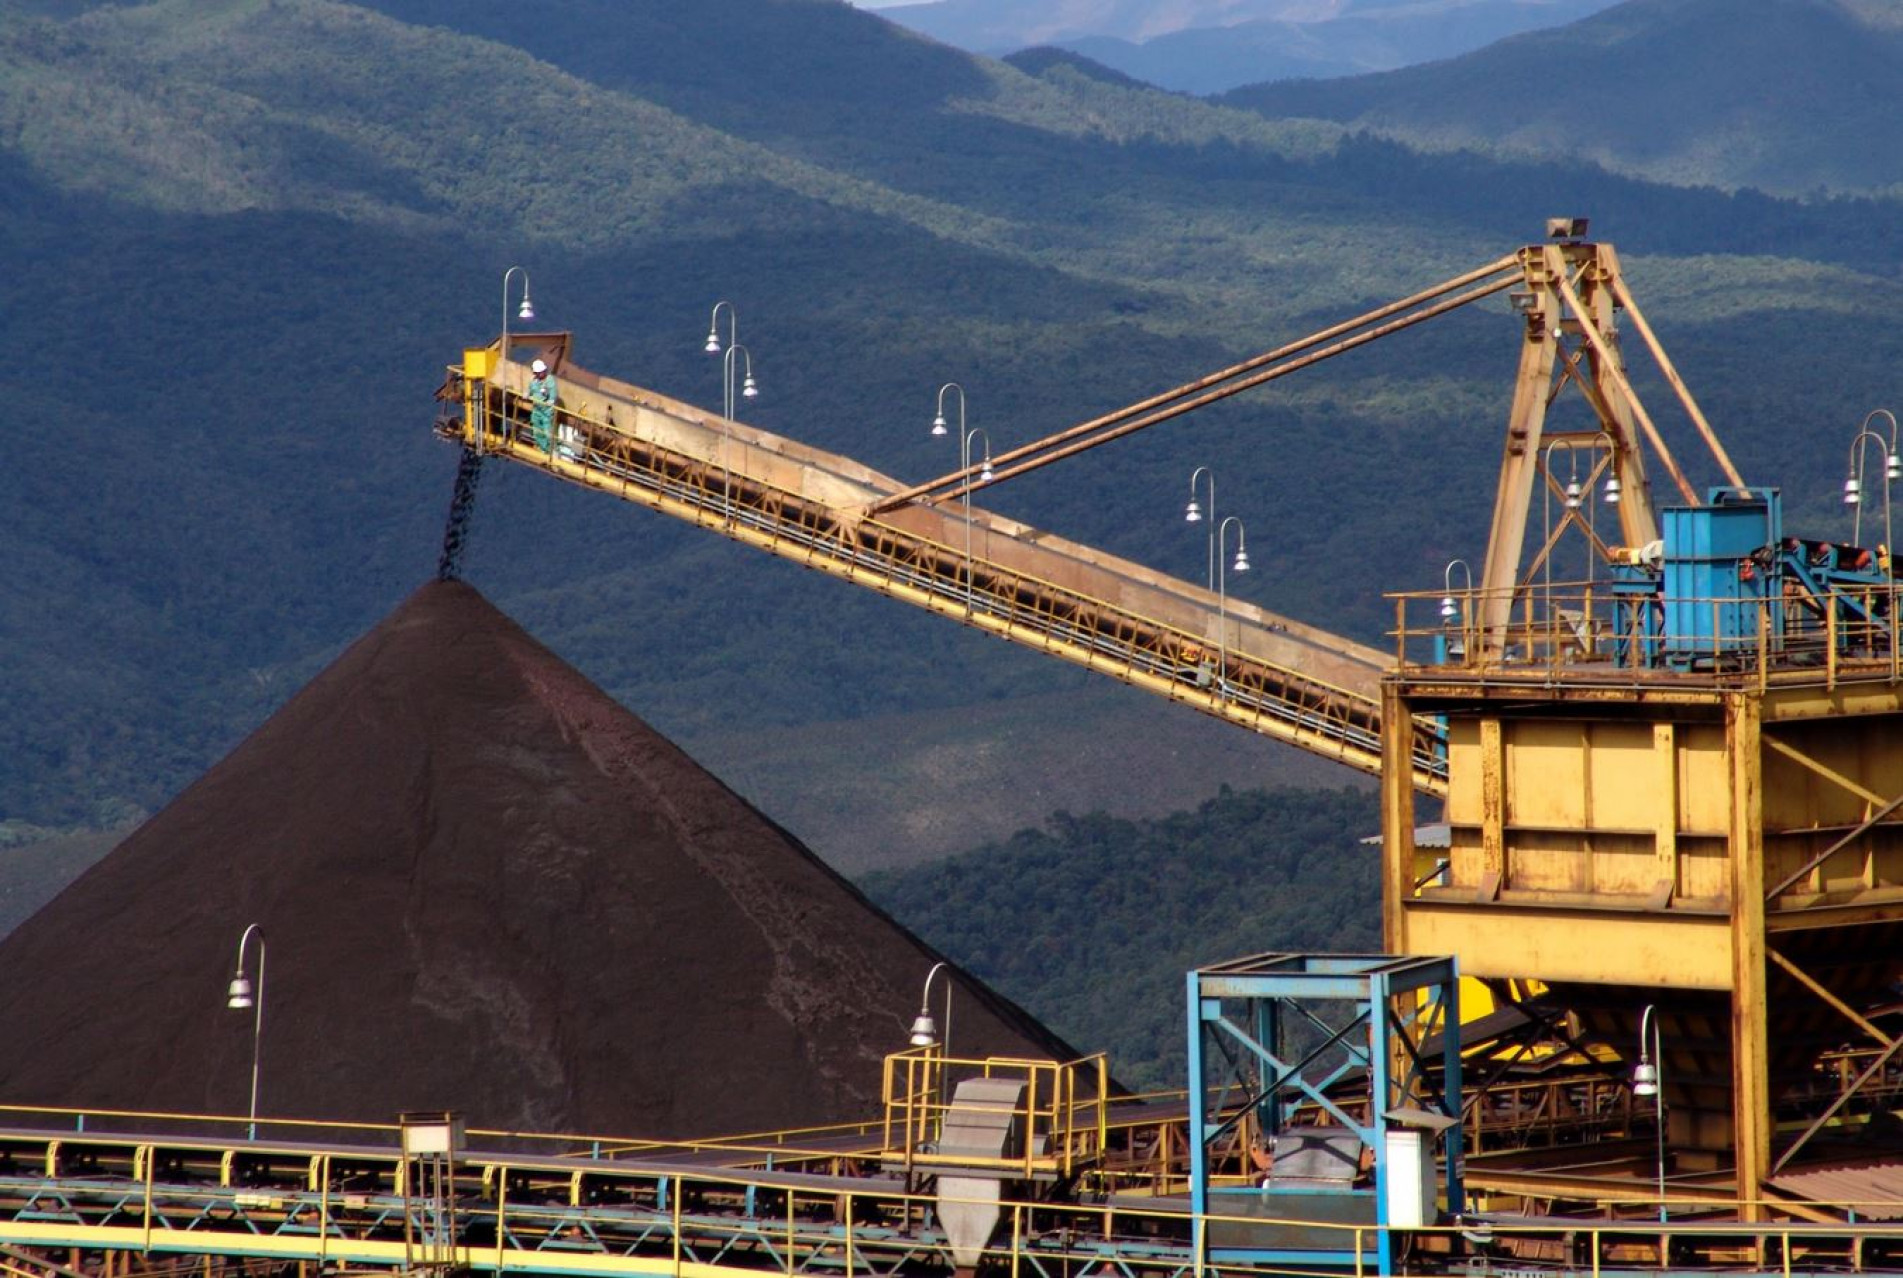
[1462,1074,1633,1156]
[1393,577,1903,690]
[0,1102,877,1170]
[881,1048,1109,1182]
[447,360,1451,792]
[7,1139,1903,1278]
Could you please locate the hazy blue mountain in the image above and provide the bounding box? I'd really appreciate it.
[873,0,1621,92]
[1222,0,1903,195]
[1054,0,1624,94]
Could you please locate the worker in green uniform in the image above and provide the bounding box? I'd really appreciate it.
[528,357,556,452]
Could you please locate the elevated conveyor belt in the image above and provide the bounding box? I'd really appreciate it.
[438,345,1448,794]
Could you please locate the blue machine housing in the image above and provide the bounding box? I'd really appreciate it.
[1610,487,1894,669]
[1660,487,1782,660]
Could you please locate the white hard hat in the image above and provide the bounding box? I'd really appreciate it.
[530,358,548,374]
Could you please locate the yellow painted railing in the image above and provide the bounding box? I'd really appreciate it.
[1393,579,1903,690]
[880,1048,1110,1181]
[6,1145,1903,1278]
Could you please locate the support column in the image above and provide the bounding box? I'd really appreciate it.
[1479,718,1505,899]
[1727,691,1769,1218]
[1653,724,1678,903]
[1382,683,1417,955]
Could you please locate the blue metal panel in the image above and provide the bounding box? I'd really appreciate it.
[1659,488,1780,660]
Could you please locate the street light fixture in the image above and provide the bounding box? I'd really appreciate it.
[1847,427,1895,554]
[1186,467,1216,592]
[1633,1003,1666,1223]
[715,342,758,522]
[932,385,990,612]
[705,299,734,356]
[910,961,952,1053]
[700,303,757,522]
[1216,515,1249,700]
[499,267,534,434]
[227,923,266,1141]
[1439,558,1474,663]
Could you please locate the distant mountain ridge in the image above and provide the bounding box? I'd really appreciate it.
[1220,0,1903,195]
[872,0,1622,92]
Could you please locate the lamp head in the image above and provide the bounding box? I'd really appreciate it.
[1632,1059,1659,1098]
[516,293,535,322]
[979,459,995,484]
[227,973,255,1010]
[1439,595,1458,621]
[908,1011,938,1047]
[1604,474,1622,505]
[1185,499,1202,523]
[704,331,721,354]
[931,414,948,437]
[1564,479,1582,509]
[1889,454,1902,483]
[741,373,758,398]
[1232,547,1250,573]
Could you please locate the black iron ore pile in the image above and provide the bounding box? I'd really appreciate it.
[0,581,1075,1140]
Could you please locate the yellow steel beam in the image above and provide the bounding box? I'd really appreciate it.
[1547,249,1697,508]
[1653,724,1678,902]
[1763,734,1889,809]
[1400,901,1733,986]
[1727,692,1770,1218]
[870,255,1521,513]
[1603,250,1747,492]
[1765,946,1893,1048]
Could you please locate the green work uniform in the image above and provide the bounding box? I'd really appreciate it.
[529,372,556,451]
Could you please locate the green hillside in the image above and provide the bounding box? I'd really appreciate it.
[1220,0,1903,197]
[4,0,1903,869]
[859,785,1384,1090]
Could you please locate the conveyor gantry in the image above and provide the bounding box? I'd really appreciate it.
[437,343,1449,794]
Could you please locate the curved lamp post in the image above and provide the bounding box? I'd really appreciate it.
[226,924,266,1141]
[909,960,952,1055]
[704,299,735,356]
[1216,516,1250,700]
[1439,558,1473,663]
[701,303,756,521]
[932,382,964,440]
[932,385,988,612]
[1186,466,1216,592]
[960,426,993,611]
[1846,427,1896,555]
[719,343,758,522]
[1633,1004,1666,1223]
[500,265,534,367]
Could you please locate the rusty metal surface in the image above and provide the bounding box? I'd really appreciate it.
[1770,1158,1903,1220]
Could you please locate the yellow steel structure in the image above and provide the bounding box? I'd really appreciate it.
[434,226,1903,1223]
[1385,601,1903,1216]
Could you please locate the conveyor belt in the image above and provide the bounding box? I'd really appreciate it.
[439,349,1448,793]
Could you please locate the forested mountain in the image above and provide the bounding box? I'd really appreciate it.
[4,0,1902,873]
[1222,0,1903,196]
[859,785,1383,1089]
[1042,1,1626,95]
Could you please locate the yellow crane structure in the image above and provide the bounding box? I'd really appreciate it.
[436,220,1902,1220]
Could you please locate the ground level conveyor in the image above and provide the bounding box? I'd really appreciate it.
[436,341,1450,794]
[5,1107,1903,1278]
